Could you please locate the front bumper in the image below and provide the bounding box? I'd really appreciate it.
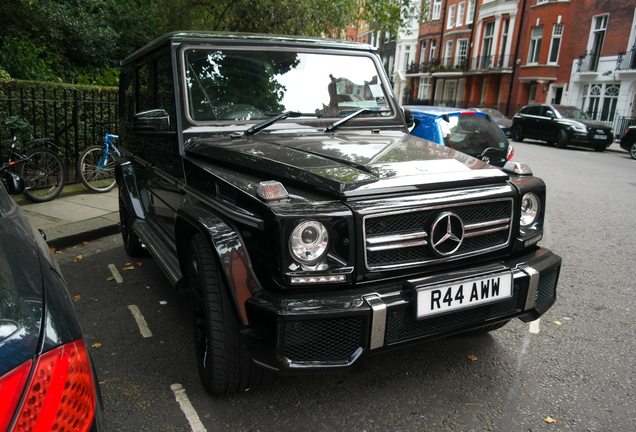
[570,130,613,147]
[244,248,561,373]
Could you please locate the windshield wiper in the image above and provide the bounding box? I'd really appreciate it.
[324,108,391,133]
[244,111,302,136]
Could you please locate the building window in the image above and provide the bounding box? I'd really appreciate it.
[457,2,465,27]
[499,18,510,67]
[444,40,453,65]
[418,77,431,100]
[443,80,458,105]
[529,84,537,103]
[548,24,563,64]
[456,39,468,67]
[432,0,442,20]
[447,5,456,29]
[481,21,495,69]
[527,26,543,64]
[582,83,620,122]
[589,15,608,71]
[466,0,475,24]
[537,0,548,3]
[430,40,437,63]
[419,40,427,64]
[404,45,411,70]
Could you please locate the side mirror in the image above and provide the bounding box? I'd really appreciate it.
[545,110,555,119]
[2,171,25,195]
[133,109,171,131]
[402,108,414,128]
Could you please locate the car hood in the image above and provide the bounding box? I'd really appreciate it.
[561,118,611,130]
[0,205,45,376]
[185,131,509,198]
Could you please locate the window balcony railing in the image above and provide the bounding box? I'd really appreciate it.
[470,54,513,71]
[406,60,440,74]
[577,51,601,72]
[432,56,469,72]
[616,46,636,71]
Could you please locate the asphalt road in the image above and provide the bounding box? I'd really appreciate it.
[57,142,636,431]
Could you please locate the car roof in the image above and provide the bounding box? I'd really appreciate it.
[123,31,376,64]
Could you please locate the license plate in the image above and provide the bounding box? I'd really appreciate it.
[594,134,606,139]
[416,272,513,319]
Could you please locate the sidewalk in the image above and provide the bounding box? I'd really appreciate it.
[18,186,120,249]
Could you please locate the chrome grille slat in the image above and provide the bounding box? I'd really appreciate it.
[363,198,513,271]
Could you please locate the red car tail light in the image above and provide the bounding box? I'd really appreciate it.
[0,361,33,432]
[5,339,96,432]
[507,144,515,161]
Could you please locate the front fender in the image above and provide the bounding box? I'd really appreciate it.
[175,207,262,326]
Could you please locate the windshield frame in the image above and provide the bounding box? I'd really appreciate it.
[178,44,401,129]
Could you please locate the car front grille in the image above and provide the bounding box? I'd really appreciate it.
[363,199,513,270]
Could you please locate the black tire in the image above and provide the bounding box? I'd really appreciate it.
[631,143,636,160]
[460,320,511,336]
[593,142,606,152]
[555,129,569,149]
[511,125,524,142]
[18,147,66,203]
[187,233,266,395]
[118,193,145,257]
[78,145,117,192]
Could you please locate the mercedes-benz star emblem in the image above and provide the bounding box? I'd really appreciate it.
[430,212,464,256]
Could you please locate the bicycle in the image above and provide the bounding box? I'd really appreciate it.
[77,121,121,193]
[1,116,66,203]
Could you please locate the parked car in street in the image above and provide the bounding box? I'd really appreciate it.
[619,125,636,159]
[511,104,613,151]
[0,172,104,431]
[116,32,561,395]
[469,107,512,137]
[404,106,513,167]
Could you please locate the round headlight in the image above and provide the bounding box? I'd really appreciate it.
[520,193,540,227]
[289,221,329,264]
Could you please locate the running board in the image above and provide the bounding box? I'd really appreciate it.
[133,220,182,287]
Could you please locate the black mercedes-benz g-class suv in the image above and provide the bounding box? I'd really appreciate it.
[116,32,561,395]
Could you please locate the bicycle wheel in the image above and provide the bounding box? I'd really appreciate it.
[18,148,66,203]
[77,145,117,193]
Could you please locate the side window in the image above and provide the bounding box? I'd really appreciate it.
[136,63,153,113]
[120,70,134,120]
[156,53,176,128]
[527,106,541,116]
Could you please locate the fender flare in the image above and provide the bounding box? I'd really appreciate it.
[115,160,146,221]
[175,206,262,326]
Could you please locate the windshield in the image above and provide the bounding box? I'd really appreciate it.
[555,105,591,120]
[437,114,508,157]
[183,48,392,122]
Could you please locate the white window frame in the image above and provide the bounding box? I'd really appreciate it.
[457,2,465,27]
[430,40,437,63]
[466,0,475,24]
[455,39,468,66]
[404,45,412,70]
[420,41,427,65]
[447,5,456,29]
[548,23,563,64]
[418,77,431,100]
[445,40,453,65]
[527,26,543,64]
[432,0,442,20]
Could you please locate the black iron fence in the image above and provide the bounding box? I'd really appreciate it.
[0,80,118,182]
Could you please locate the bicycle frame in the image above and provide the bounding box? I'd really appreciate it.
[99,133,121,168]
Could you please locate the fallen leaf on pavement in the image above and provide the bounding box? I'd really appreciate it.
[82,241,90,246]
[106,276,115,282]
[544,416,556,424]
[74,254,84,262]
[159,301,167,305]
[49,247,57,254]
[72,295,81,302]
[122,264,135,271]
[467,354,478,362]
[91,342,102,349]
[553,320,562,326]
[136,262,143,267]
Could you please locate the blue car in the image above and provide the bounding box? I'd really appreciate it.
[404,106,513,167]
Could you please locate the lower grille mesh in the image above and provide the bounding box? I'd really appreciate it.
[536,269,558,308]
[282,316,365,363]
